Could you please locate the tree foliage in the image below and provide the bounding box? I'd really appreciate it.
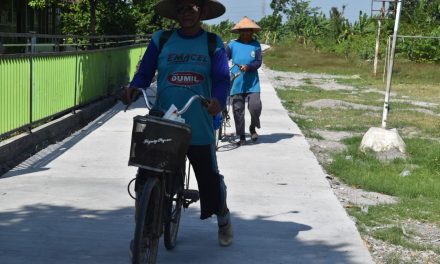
[204,20,235,42]
[263,0,440,62]
[28,0,440,62]
[28,0,175,36]
[131,0,177,35]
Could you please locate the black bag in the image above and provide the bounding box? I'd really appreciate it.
[129,115,191,173]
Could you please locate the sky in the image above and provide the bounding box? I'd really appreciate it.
[206,0,373,25]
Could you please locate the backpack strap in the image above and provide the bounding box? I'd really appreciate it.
[158,30,173,52]
[207,32,217,58]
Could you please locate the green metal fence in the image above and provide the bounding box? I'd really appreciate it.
[0,57,30,136]
[0,45,146,138]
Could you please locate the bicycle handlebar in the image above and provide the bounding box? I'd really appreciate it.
[176,94,209,115]
[126,87,209,116]
[137,87,153,110]
[230,64,241,83]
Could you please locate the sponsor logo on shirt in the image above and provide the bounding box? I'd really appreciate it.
[251,51,256,58]
[167,53,209,64]
[168,72,204,86]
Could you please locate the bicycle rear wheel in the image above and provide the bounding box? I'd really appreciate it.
[132,177,162,264]
[221,114,227,138]
[215,124,223,149]
[216,109,229,149]
[163,189,183,249]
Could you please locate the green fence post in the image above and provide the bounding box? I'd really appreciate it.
[73,40,78,114]
[29,53,33,133]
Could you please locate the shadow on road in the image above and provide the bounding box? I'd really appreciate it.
[255,132,299,144]
[216,133,300,152]
[0,204,357,264]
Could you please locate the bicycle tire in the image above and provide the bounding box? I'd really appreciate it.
[216,109,228,150]
[163,189,183,250]
[221,113,227,139]
[132,177,162,264]
[215,124,222,149]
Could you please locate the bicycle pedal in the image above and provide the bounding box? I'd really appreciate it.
[182,189,199,202]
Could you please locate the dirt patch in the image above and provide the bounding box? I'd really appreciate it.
[394,99,439,108]
[364,87,397,97]
[262,64,357,91]
[374,148,407,162]
[400,126,422,138]
[402,220,440,247]
[326,176,399,207]
[312,78,355,91]
[314,129,362,141]
[307,138,346,165]
[365,236,440,264]
[399,108,440,116]
[303,99,382,111]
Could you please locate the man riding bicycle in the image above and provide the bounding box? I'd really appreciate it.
[122,0,233,252]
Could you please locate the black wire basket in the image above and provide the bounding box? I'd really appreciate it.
[129,115,191,173]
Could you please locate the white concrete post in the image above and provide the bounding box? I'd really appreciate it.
[373,20,381,76]
[381,0,402,128]
[383,36,391,82]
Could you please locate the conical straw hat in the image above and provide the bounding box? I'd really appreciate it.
[231,16,261,33]
[155,0,226,21]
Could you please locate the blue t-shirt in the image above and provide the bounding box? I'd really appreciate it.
[130,29,229,145]
[226,39,262,95]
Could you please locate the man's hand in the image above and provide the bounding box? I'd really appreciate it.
[207,98,222,116]
[240,65,250,72]
[121,87,136,106]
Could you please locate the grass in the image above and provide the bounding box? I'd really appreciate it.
[265,42,440,258]
[328,137,440,200]
[265,41,440,103]
[264,43,371,76]
[277,85,440,137]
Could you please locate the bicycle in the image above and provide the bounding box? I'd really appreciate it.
[126,87,209,264]
[214,64,241,149]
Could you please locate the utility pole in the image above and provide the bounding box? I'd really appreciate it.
[381,0,402,128]
[360,0,406,155]
[373,19,381,76]
[373,1,386,76]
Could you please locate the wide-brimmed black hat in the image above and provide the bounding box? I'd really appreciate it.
[155,0,225,20]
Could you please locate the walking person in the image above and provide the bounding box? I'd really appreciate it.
[122,0,233,252]
[226,16,263,146]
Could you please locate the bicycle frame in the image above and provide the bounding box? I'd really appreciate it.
[214,64,242,149]
[128,86,206,263]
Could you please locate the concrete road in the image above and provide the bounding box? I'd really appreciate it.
[0,70,374,264]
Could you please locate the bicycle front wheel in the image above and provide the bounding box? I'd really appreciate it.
[163,189,183,250]
[132,177,162,264]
